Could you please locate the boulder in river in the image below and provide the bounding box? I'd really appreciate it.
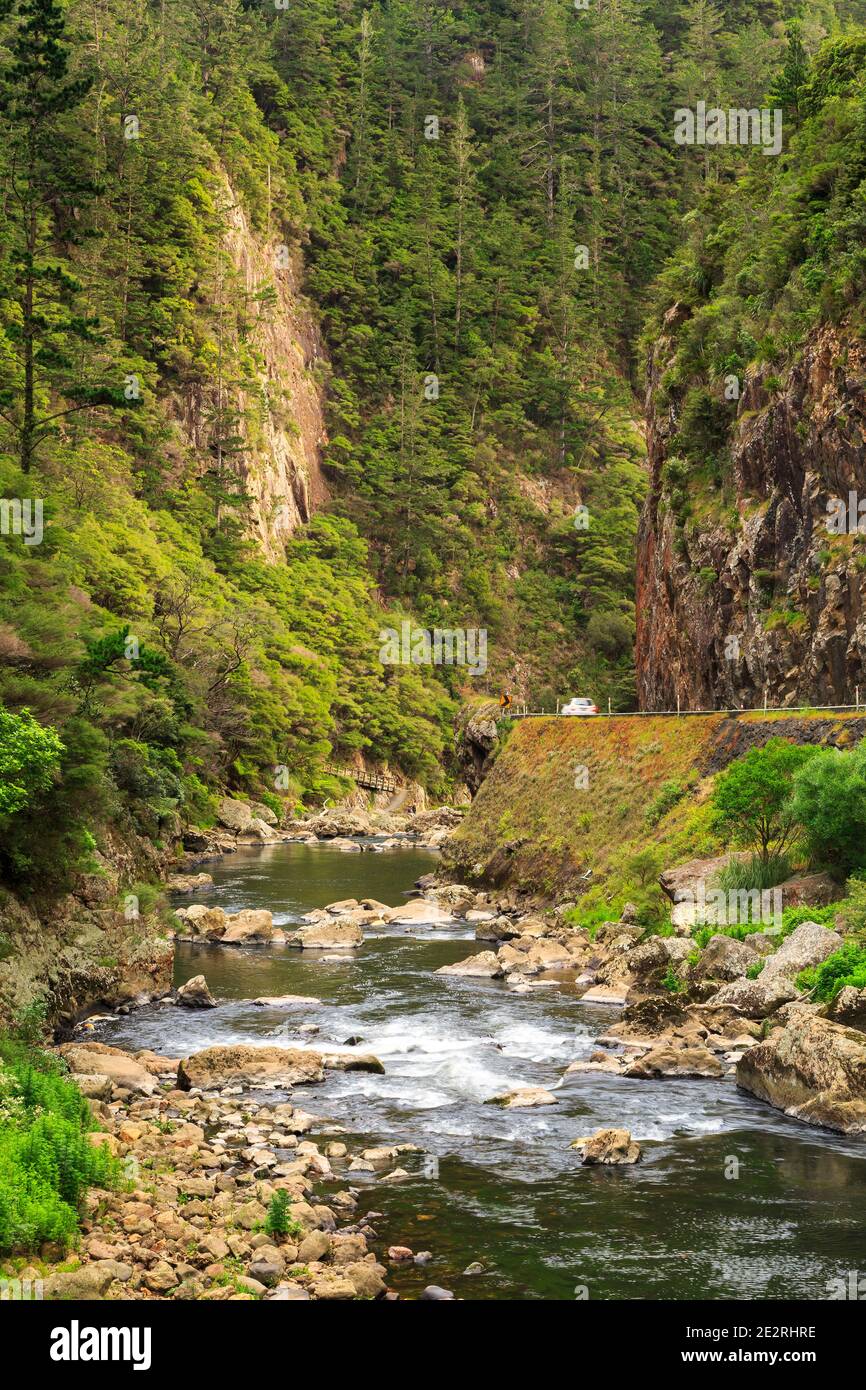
[388,898,453,926]
[437,950,503,978]
[571,1128,641,1164]
[222,908,274,944]
[167,872,214,893]
[61,1044,158,1095]
[577,984,628,1006]
[736,1010,866,1133]
[289,920,363,949]
[176,974,217,1009]
[175,903,228,940]
[487,1086,558,1108]
[622,1044,723,1079]
[322,1053,385,1074]
[177,1045,326,1090]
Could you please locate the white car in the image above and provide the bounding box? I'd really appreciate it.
[561,697,599,716]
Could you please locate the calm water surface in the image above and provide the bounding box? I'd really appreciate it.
[102,842,866,1301]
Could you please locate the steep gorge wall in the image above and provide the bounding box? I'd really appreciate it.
[636,322,866,710]
[170,178,329,560]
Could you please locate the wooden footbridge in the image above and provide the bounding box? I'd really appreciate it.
[322,762,399,793]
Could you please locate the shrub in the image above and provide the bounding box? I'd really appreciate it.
[711,739,817,864]
[264,1190,302,1239]
[790,741,866,876]
[797,944,866,1002]
[0,1041,121,1255]
[661,965,686,993]
[0,709,64,820]
[645,778,689,827]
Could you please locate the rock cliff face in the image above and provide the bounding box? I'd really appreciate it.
[0,828,174,1033]
[636,321,866,710]
[170,176,329,561]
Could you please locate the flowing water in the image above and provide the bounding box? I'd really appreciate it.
[102,842,866,1301]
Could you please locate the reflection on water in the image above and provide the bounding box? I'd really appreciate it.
[102,843,866,1301]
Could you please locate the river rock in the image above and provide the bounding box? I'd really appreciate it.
[218,797,255,833]
[248,817,277,840]
[289,920,363,949]
[497,938,579,975]
[571,1128,641,1164]
[437,950,503,978]
[222,908,274,944]
[61,1045,158,1095]
[566,1050,626,1075]
[177,903,228,940]
[250,801,279,826]
[168,872,214,893]
[177,974,217,1008]
[251,995,322,1008]
[759,921,843,982]
[825,987,866,1030]
[736,1011,866,1133]
[623,1044,723,1079]
[389,898,453,926]
[578,984,628,1006]
[488,1086,558,1108]
[689,934,760,983]
[704,975,798,1018]
[322,1053,385,1074]
[177,1046,326,1091]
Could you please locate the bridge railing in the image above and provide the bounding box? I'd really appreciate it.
[322,762,399,793]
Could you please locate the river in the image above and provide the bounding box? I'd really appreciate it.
[100,841,866,1301]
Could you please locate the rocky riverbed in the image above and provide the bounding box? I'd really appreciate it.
[19,837,866,1301]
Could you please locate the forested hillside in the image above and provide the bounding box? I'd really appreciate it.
[637,23,866,708]
[1,0,865,890]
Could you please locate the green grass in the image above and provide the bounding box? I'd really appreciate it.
[716,853,792,893]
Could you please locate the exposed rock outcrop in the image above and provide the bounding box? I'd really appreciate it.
[637,323,866,709]
[736,1011,866,1133]
[170,178,328,562]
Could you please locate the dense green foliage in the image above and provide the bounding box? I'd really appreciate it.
[711,736,866,879]
[0,1041,120,1254]
[710,737,816,863]
[798,942,866,999]
[644,14,866,524]
[789,741,866,873]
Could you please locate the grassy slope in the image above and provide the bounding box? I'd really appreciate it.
[444,712,866,907]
